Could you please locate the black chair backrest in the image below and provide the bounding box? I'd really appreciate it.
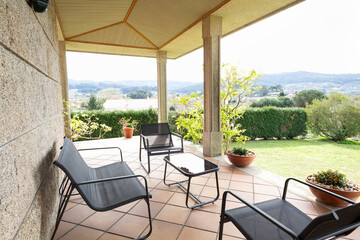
[141,123,173,148]
[299,202,360,240]
[54,137,91,185]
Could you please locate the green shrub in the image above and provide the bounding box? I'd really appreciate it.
[313,169,347,188]
[238,107,307,139]
[232,147,248,156]
[250,97,293,108]
[293,89,325,108]
[306,92,360,141]
[72,108,158,139]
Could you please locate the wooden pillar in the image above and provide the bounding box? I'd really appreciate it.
[202,16,222,157]
[156,51,168,123]
[59,41,71,138]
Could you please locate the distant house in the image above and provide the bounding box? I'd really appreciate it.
[103,99,158,111]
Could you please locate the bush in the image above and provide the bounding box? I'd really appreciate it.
[250,97,293,108]
[72,108,158,139]
[238,107,307,139]
[306,92,360,141]
[293,89,325,108]
[86,93,106,110]
[313,169,347,188]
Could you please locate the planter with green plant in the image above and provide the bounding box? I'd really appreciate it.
[226,146,256,167]
[306,169,360,207]
[119,117,138,138]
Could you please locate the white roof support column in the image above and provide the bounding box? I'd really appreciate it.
[59,41,72,138]
[156,51,168,123]
[202,15,222,157]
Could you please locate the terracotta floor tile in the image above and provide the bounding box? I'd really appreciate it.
[149,189,175,203]
[143,220,183,240]
[220,234,245,240]
[69,194,84,204]
[178,227,217,240]
[312,202,331,215]
[155,205,191,225]
[195,196,223,213]
[114,200,139,213]
[219,166,234,173]
[81,210,124,231]
[253,177,272,185]
[129,200,164,218]
[231,174,253,183]
[207,178,230,189]
[167,192,196,207]
[229,181,253,192]
[53,221,76,240]
[287,199,318,215]
[154,181,179,192]
[185,210,219,232]
[217,171,233,180]
[59,226,103,240]
[62,204,95,224]
[284,191,306,200]
[147,170,165,179]
[227,191,254,203]
[191,176,209,185]
[254,193,277,203]
[253,184,280,196]
[200,186,224,199]
[108,214,150,239]
[232,169,250,175]
[222,222,246,238]
[65,201,78,211]
[166,172,188,182]
[144,178,162,188]
[98,233,131,240]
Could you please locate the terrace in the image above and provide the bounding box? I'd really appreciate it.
[52,137,360,240]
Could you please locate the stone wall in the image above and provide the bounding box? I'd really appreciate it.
[0,1,63,239]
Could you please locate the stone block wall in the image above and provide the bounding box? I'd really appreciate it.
[0,1,63,239]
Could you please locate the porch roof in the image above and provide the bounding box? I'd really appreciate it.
[55,0,303,59]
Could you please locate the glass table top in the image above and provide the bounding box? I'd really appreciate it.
[164,153,219,176]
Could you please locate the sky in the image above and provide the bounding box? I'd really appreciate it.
[66,0,360,83]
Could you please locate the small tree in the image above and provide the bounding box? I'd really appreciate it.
[175,64,260,152]
[306,92,360,141]
[86,93,106,110]
[293,89,325,108]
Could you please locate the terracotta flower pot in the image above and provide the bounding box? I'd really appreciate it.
[123,127,134,138]
[226,150,256,167]
[306,175,360,207]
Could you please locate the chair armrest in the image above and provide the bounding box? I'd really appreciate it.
[77,147,123,162]
[140,134,150,149]
[171,132,184,150]
[282,178,356,204]
[222,190,298,239]
[76,174,151,198]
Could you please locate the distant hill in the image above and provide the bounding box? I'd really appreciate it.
[69,71,360,95]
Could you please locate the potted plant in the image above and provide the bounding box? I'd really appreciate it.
[306,169,360,207]
[226,146,256,167]
[119,117,138,138]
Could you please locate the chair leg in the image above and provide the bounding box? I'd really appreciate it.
[51,183,74,240]
[136,197,153,240]
[147,152,151,173]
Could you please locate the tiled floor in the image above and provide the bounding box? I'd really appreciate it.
[52,137,360,240]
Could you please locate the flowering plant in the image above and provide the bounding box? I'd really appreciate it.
[119,117,138,129]
[313,169,347,188]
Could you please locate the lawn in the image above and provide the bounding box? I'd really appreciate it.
[230,139,360,184]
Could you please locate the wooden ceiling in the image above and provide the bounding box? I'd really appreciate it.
[55,0,303,59]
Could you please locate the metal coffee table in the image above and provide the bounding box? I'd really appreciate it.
[163,153,220,209]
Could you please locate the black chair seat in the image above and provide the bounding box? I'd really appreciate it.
[79,162,150,211]
[225,198,311,240]
[148,146,183,152]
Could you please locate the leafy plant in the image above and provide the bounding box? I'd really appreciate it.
[293,89,325,108]
[306,91,360,141]
[313,169,347,188]
[119,117,139,128]
[232,147,248,156]
[69,113,112,140]
[86,93,106,110]
[174,64,261,152]
[250,97,293,108]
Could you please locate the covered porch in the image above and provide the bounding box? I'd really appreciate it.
[52,137,359,240]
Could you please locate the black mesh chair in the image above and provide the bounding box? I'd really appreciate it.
[51,137,152,240]
[139,123,183,173]
[219,178,360,240]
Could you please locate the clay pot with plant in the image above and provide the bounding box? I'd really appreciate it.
[119,117,138,138]
[226,146,256,167]
[306,169,360,207]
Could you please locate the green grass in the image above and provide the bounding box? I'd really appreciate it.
[229,139,360,183]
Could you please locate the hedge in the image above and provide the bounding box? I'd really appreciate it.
[238,107,307,139]
[72,108,158,139]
